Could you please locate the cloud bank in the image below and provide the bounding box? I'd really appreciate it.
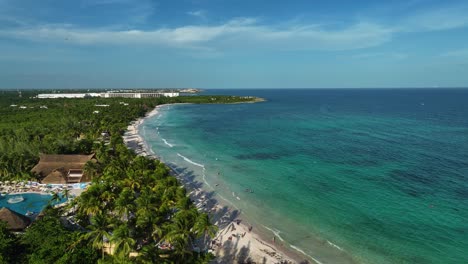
[0,2,467,54]
[0,18,395,51]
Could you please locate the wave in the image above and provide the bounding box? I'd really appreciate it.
[161,138,174,148]
[175,153,217,196]
[177,153,205,168]
[168,159,240,211]
[290,245,324,264]
[327,240,344,251]
[231,192,240,200]
[263,225,285,242]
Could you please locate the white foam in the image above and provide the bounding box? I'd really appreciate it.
[326,240,344,251]
[201,167,213,190]
[166,161,240,211]
[177,153,205,168]
[161,138,174,148]
[290,245,324,264]
[263,225,285,242]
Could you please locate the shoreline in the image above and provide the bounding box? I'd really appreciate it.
[123,104,306,264]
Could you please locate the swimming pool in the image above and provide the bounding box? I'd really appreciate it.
[0,193,67,216]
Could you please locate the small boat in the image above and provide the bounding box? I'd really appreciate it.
[26,211,35,216]
[7,196,25,204]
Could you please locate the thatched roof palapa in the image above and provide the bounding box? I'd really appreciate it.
[0,207,31,231]
[31,154,95,184]
[41,168,68,184]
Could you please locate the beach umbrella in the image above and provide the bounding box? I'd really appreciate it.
[0,207,31,231]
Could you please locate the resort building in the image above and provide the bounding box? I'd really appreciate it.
[37,93,101,99]
[37,92,179,99]
[31,154,96,184]
[100,92,179,98]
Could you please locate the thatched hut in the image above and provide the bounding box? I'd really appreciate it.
[31,154,95,184]
[0,207,31,231]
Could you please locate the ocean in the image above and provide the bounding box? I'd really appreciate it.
[140,89,468,264]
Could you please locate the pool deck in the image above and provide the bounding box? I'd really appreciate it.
[1,181,87,198]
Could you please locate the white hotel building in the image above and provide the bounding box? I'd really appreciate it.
[37,92,179,99]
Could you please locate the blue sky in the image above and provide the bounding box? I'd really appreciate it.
[0,0,468,89]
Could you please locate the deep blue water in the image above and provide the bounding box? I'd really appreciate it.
[141,89,468,264]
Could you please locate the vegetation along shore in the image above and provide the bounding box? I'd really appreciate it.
[0,90,289,263]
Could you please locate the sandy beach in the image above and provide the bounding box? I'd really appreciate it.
[123,104,301,264]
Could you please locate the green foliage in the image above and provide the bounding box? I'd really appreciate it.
[0,221,17,264]
[0,91,258,181]
[0,90,257,263]
[20,208,99,263]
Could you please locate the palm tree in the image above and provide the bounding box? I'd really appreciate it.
[132,156,154,171]
[151,223,164,244]
[83,160,99,180]
[50,192,61,204]
[85,214,113,259]
[136,244,158,263]
[114,187,135,219]
[62,188,71,199]
[164,217,194,261]
[193,214,218,251]
[78,195,103,216]
[111,224,136,258]
[122,173,140,192]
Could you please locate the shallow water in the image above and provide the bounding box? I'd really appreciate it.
[141,89,468,264]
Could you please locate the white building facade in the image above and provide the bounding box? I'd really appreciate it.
[37,92,179,99]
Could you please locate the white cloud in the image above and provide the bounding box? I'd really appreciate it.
[187,10,207,19]
[81,0,139,6]
[0,18,395,52]
[439,48,468,58]
[352,52,408,60]
[1,2,468,55]
[399,5,468,31]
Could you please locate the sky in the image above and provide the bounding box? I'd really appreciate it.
[0,0,468,89]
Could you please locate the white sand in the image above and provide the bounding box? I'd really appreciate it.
[210,213,295,263]
[122,105,161,157]
[124,105,299,264]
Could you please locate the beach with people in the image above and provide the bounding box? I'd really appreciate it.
[123,105,299,264]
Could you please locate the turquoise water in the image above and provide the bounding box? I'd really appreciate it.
[0,193,66,216]
[140,89,468,264]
